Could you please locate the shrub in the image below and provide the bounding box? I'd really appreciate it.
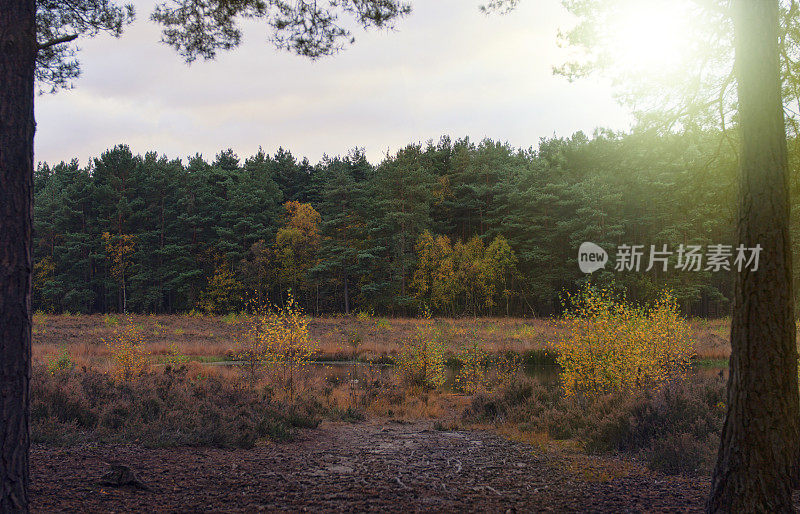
[462,375,725,475]
[32,310,47,326]
[30,366,324,448]
[346,329,363,357]
[222,312,243,325]
[236,313,270,386]
[163,343,189,367]
[581,377,724,454]
[645,432,717,475]
[495,352,523,389]
[397,321,445,390]
[47,345,74,374]
[103,316,150,382]
[454,339,488,394]
[236,292,317,397]
[550,285,694,398]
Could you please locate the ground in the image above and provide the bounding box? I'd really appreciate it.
[29,314,731,511]
[31,419,710,513]
[31,314,732,369]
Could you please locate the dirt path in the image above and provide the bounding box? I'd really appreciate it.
[31,420,709,512]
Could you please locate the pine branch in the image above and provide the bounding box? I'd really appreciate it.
[38,34,78,51]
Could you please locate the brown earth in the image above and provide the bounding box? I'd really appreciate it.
[31,419,711,513]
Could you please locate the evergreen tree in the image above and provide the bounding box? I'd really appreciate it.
[311,150,372,314]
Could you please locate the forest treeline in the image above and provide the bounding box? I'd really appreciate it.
[36,129,779,317]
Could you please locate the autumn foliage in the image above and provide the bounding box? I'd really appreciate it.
[454,338,488,394]
[274,201,322,295]
[412,230,517,316]
[397,315,446,390]
[102,231,136,312]
[198,262,244,315]
[549,285,694,398]
[236,292,317,397]
[103,316,150,382]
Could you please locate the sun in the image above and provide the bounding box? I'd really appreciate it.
[606,1,694,75]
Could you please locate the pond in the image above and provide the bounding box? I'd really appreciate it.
[310,361,727,390]
[205,359,727,391]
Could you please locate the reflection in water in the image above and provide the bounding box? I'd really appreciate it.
[522,363,727,384]
[246,360,727,392]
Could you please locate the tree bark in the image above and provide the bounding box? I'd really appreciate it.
[707,1,800,511]
[0,0,36,511]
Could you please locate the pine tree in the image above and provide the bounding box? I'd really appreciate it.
[311,151,372,314]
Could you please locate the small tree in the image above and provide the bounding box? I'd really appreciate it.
[197,262,244,315]
[274,201,322,303]
[412,231,456,314]
[103,316,150,383]
[412,231,518,316]
[102,232,136,313]
[237,293,317,399]
[454,337,488,395]
[397,315,446,391]
[550,285,693,400]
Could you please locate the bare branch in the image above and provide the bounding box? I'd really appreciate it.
[38,34,78,51]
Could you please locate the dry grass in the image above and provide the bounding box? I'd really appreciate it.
[32,313,734,368]
[686,317,731,360]
[31,364,327,447]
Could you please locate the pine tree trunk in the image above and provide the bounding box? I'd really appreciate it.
[707,1,800,511]
[0,0,36,510]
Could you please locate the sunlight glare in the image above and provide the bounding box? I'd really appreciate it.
[608,1,693,74]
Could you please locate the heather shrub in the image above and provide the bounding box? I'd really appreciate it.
[463,375,725,475]
[581,376,724,474]
[646,432,717,475]
[464,380,577,437]
[550,285,694,398]
[30,365,324,448]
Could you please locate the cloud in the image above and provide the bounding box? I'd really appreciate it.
[34,0,631,166]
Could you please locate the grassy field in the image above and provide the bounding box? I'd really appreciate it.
[32,313,733,369]
[30,311,731,491]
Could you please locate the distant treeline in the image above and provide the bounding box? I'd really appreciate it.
[36,129,771,317]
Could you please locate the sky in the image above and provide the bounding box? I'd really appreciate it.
[33,0,633,167]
